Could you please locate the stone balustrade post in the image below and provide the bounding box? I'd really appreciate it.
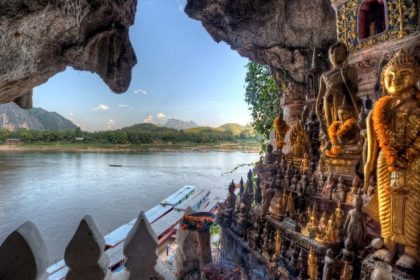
[123,211,162,280]
[64,215,111,280]
[0,221,49,280]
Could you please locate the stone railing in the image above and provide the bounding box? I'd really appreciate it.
[0,211,162,280]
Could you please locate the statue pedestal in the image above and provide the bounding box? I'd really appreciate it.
[319,145,362,181]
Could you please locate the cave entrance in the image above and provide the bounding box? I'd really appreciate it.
[358,0,387,40]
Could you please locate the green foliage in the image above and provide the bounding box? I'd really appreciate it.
[244,62,283,140]
[0,123,259,145]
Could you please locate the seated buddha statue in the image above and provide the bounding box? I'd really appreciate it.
[290,121,309,158]
[364,50,420,269]
[325,100,360,157]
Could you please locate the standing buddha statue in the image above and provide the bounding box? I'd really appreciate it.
[364,50,420,269]
[273,111,289,152]
[307,247,318,280]
[316,42,360,137]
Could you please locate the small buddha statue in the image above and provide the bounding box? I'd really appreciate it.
[345,176,360,205]
[316,173,326,196]
[218,180,237,227]
[305,109,321,164]
[307,247,318,280]
[333,176,347,203]
[325,100,360,157]
[281,192,288,213]
[369,21,377,36]
[305,175,317,195]
[325,213,337,243]
[300,152,311,173]
[302,206,318,238]
[318,211,328,234]
[343,194,366,251]
[262,183,275,216]
[290,120,309,158]
[322,172,335,200]
[282,163,293,189]
[246,169,254,196]
[322,249,335,280]
[289,171,299,191]
[286,192,295,217]
[273,111,289,151]
[315,42,360,137]
[335,201,345,241]
[337,238,356,264]
[264,143,275,164]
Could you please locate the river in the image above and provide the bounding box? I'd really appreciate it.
[0,151,259,264]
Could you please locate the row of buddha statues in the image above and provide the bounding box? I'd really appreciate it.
[270,46,420,271]
[218,46,419,278]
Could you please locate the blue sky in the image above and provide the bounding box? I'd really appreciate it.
[33,0,251,131]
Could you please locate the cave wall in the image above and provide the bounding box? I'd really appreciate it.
[185,0,337,88]
[0,0,137,108]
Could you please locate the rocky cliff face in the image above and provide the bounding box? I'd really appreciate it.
[0,103,77,131]
[185,0,337,88]
[0,0,137,108]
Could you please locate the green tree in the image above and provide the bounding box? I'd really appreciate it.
[244,62,283,139]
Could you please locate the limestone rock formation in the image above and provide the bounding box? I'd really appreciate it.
[185,0,336,87]
[0,0,137,107]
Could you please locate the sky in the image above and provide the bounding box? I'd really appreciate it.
[32,0,251,131]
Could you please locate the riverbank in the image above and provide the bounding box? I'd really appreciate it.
[0,142,261,153]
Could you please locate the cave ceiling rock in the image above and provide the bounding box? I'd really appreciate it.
[0,0,138,108]
[185,0,337,91]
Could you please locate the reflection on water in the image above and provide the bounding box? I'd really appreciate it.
[0,151,258,264]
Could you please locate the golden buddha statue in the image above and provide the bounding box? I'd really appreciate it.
[273,111,289,151]
[335,201,345,232]
[274,229,282,259]
[302,206,318,237]
[364,49,420,269]
[290,120,309,158]
[300,152,311,173]
[316,42,360,138]
[325,100,360,157]
[325,213,337,243]
[307,247,318,280]
[318,211,328,234]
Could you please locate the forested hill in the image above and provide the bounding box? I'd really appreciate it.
[0,103,77,131]
[0,122,258,144]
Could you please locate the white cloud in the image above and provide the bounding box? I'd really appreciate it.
[69,112,75,116]
[143,113,154,124]
[118,104,133,110]
[157,112,167,120]
[175,0,186,12]
[107,119,116,129]
[92,104,110,111]
[134,89,148,95]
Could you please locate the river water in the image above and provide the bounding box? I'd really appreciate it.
[0,151,259,264]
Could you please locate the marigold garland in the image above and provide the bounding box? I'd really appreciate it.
[325,118,357,157]
[372,95,398,172]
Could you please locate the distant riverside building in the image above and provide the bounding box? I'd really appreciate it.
[75,137,84,141]
[5,138,22,145]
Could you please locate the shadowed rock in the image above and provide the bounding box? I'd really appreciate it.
[0,0,137,107]
[123,211,162,280]
[185,0,336,87]
[0,221,48,280]
[65,215,111,280]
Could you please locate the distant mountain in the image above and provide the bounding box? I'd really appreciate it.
[185,123,256,137]
[122,123,177,133]
[163,118,199,130]
[0,103,77,131]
